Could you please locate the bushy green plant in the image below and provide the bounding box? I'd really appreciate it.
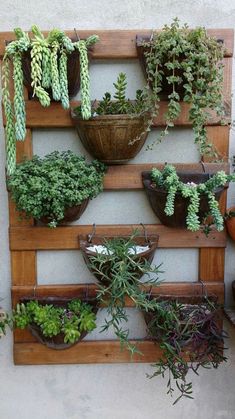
[13,299,96,344]
[86,231,163,355]
[140,18,225,156]
[7,151,106,227]
[2,26,99,175]
[146,298,227,404]
[151,164,235,232]
[73,72,149,117]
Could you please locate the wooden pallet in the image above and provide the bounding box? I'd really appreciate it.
[1,29,233,365]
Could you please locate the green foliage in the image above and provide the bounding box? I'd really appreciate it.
[151,164,235,232]
[142,18,225,157]
[12,299,96,344]
[7,151,106,227]
[74,73,149,117]
[146,298,227,404]
[2,26,99,175]
[87,231,163,355]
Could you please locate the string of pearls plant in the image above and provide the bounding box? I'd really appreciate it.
[2,26,99,175]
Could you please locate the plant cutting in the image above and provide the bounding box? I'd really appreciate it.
[136,18,225,157]
[144,295,227,404]
[1,297,97,349]
[7,150,106,227]
[142,164,235,232]
[71,72,150,164]
[80,229,162,355]
[2,25,99,175]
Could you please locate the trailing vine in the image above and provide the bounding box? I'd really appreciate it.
[140,18,225,157]
[151,165,235,232]
[2,26,99,175]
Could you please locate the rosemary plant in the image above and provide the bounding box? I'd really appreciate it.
[86,232,163,355]
[2,26,99,175]
[151,165,235,232]
[140,18,225,157]
[146,298,227,404]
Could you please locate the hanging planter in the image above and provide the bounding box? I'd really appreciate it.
[2,26,99,176]
[79,227,161,354]
[79,224,159,285]
[143,292,226,404]
[14,296,98,350]
[71,73,150,164]
[142,165,234,232]
[7,151,106,227]
[225,207,235,240]
[135,18,225,157]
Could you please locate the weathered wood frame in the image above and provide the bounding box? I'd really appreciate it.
[1,29,233,365]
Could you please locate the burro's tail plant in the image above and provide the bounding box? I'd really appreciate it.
[2,26,99,175]
[139,18,225,157]
[150,165,235,232]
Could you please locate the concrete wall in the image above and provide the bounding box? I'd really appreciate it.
[0,1,235,418]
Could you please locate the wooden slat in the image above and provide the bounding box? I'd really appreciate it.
[104,162,230,190]
[199,248,225,282]
[11,251,36,286]
[2,100,230,128]
[9,224,227,251]
[204,126,230,163]
[14,340,162,365]
[0,29,233,59]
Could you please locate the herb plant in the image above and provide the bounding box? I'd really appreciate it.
[140,18,225,156]
[150,164,235,231]
[146,298,227,404]
[12,299,96,344]
[2,26,99,175]
[73,72,148,117]
[86,232,162,355]
[8,151,106,227]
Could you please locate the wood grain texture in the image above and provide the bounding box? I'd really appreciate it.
[9,224,227,251]
[11,251,36,286]
[199,248,225,282]
[2,100,230,128]
[0,29,233,58]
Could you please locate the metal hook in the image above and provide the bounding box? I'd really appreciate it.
[74,28,80,42]
[200,161,206,173]
[88,223,96,243]
[150,30,154,42]
[33,285,37,298]
[83,285,89,301]
[140,223,148,243]
[199,280,208,299]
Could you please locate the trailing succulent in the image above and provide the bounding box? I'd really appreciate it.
[7,150,106,227]
[146,297,227,404]
[73,72,149,117]
[2,26,99,175]
[2,299,96,344]
[151,164,235,232]
[86,232,162,355]
[140,18,225,156]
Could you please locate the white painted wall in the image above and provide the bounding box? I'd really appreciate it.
[0,1,235,418]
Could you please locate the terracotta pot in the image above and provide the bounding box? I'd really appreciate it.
[79,233,159,285]
[39,199,89,225]
[71,112,149,164]
[225,206,235,241]
[136,35,186,100]
[20,296,98,350]
[22,49,81,99]
[142,171,226,228]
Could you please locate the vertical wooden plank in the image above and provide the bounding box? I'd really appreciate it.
[199,248,225,282]
[204,126,230,163]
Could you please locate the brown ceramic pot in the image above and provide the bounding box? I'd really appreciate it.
[39,199,89,225]
[22,49,81,99]
[20,296,98,350]
[142,171,226,228]
[225,206,235,241]
[71,112,149,164]
[79,233,159,285]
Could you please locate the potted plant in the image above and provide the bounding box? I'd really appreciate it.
[142,164,235,232]
[2,297,97,349]
[144,294,227,404]
[136,18,225,157]
[79,229,162,355]
[2,25,99,175]
[71,73,150,164]
[225,207,235,240]
[7,150,106,227]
